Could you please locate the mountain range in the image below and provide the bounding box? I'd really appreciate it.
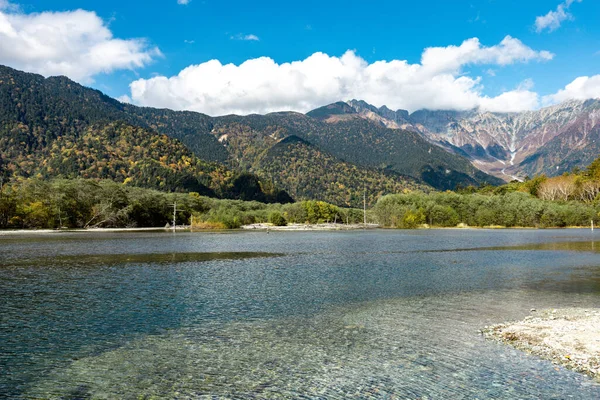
[0,65,497,207]
[1,64,597,207]
[346,98,600,181]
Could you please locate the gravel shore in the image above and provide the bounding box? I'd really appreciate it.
[483,308,600,380]
[241,223,380,231]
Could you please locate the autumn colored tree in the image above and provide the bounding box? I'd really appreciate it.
[538,175,577,201]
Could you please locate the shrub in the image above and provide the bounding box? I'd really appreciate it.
[300,201,339,224]
[190,220,226,230]
[428,204,460,227]
[268,211,288,226]
[540,206,566,228]
[401,208,425,228]
[282,202,308,223]
[475,207,496,227]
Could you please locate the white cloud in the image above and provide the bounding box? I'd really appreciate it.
[517,78,535,91]
[0,7,160,82]
[177,0,191,4]
[230,33,260,41]
[480,90,540,113]
[117,94,132,104]
[126,36,552,116]
[544,75,600,104]
[535,0,582,33]
[420,36,553,74]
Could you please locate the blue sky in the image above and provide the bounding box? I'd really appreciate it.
[1,0,599,115]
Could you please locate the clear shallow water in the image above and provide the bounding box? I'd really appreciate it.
[1,229,600,399]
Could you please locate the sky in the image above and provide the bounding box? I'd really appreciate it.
[0,0,599,116]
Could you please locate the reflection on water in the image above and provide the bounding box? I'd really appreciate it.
[420,240,600,254]
[0,252,282,267]
[524,270,600,294]
[2,229,600,399]
[482,240,600,253]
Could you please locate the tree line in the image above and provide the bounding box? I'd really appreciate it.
[0,178,361,229]
[371,158,600,229]
[373,191,598,229]
[3,158,600,230]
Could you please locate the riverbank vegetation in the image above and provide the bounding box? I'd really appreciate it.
[372,158,600,228]
[2,158,600,230]
[373,191,598,228]
[0,178,362,229]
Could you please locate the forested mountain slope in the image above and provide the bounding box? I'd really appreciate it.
[0,66,288,202]
[2,120,221,194]
[253,135,429,206]
[304,103,503,189]
[0,65,500,202]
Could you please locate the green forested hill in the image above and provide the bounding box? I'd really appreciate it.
[254,135,429,206]
[0,67,288,201]
[0,65,229,165]
[3,121,222,194]
[209,110,502,190]
[201,121,429,206]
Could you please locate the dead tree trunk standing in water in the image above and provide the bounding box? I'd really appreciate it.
[171,200,182,232]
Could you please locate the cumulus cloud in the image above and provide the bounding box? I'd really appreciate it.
[126,36,552,116]
[480,90,540,113]
[544,75,600,104]
[535,0,582,33]
[0,7,160,82]
[116,94,133,104]
[177,0,191,4]
[420,36,552,74]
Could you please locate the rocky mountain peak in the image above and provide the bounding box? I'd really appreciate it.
[309,98,600,181]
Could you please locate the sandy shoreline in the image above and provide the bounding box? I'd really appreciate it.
[483,308,600,381]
